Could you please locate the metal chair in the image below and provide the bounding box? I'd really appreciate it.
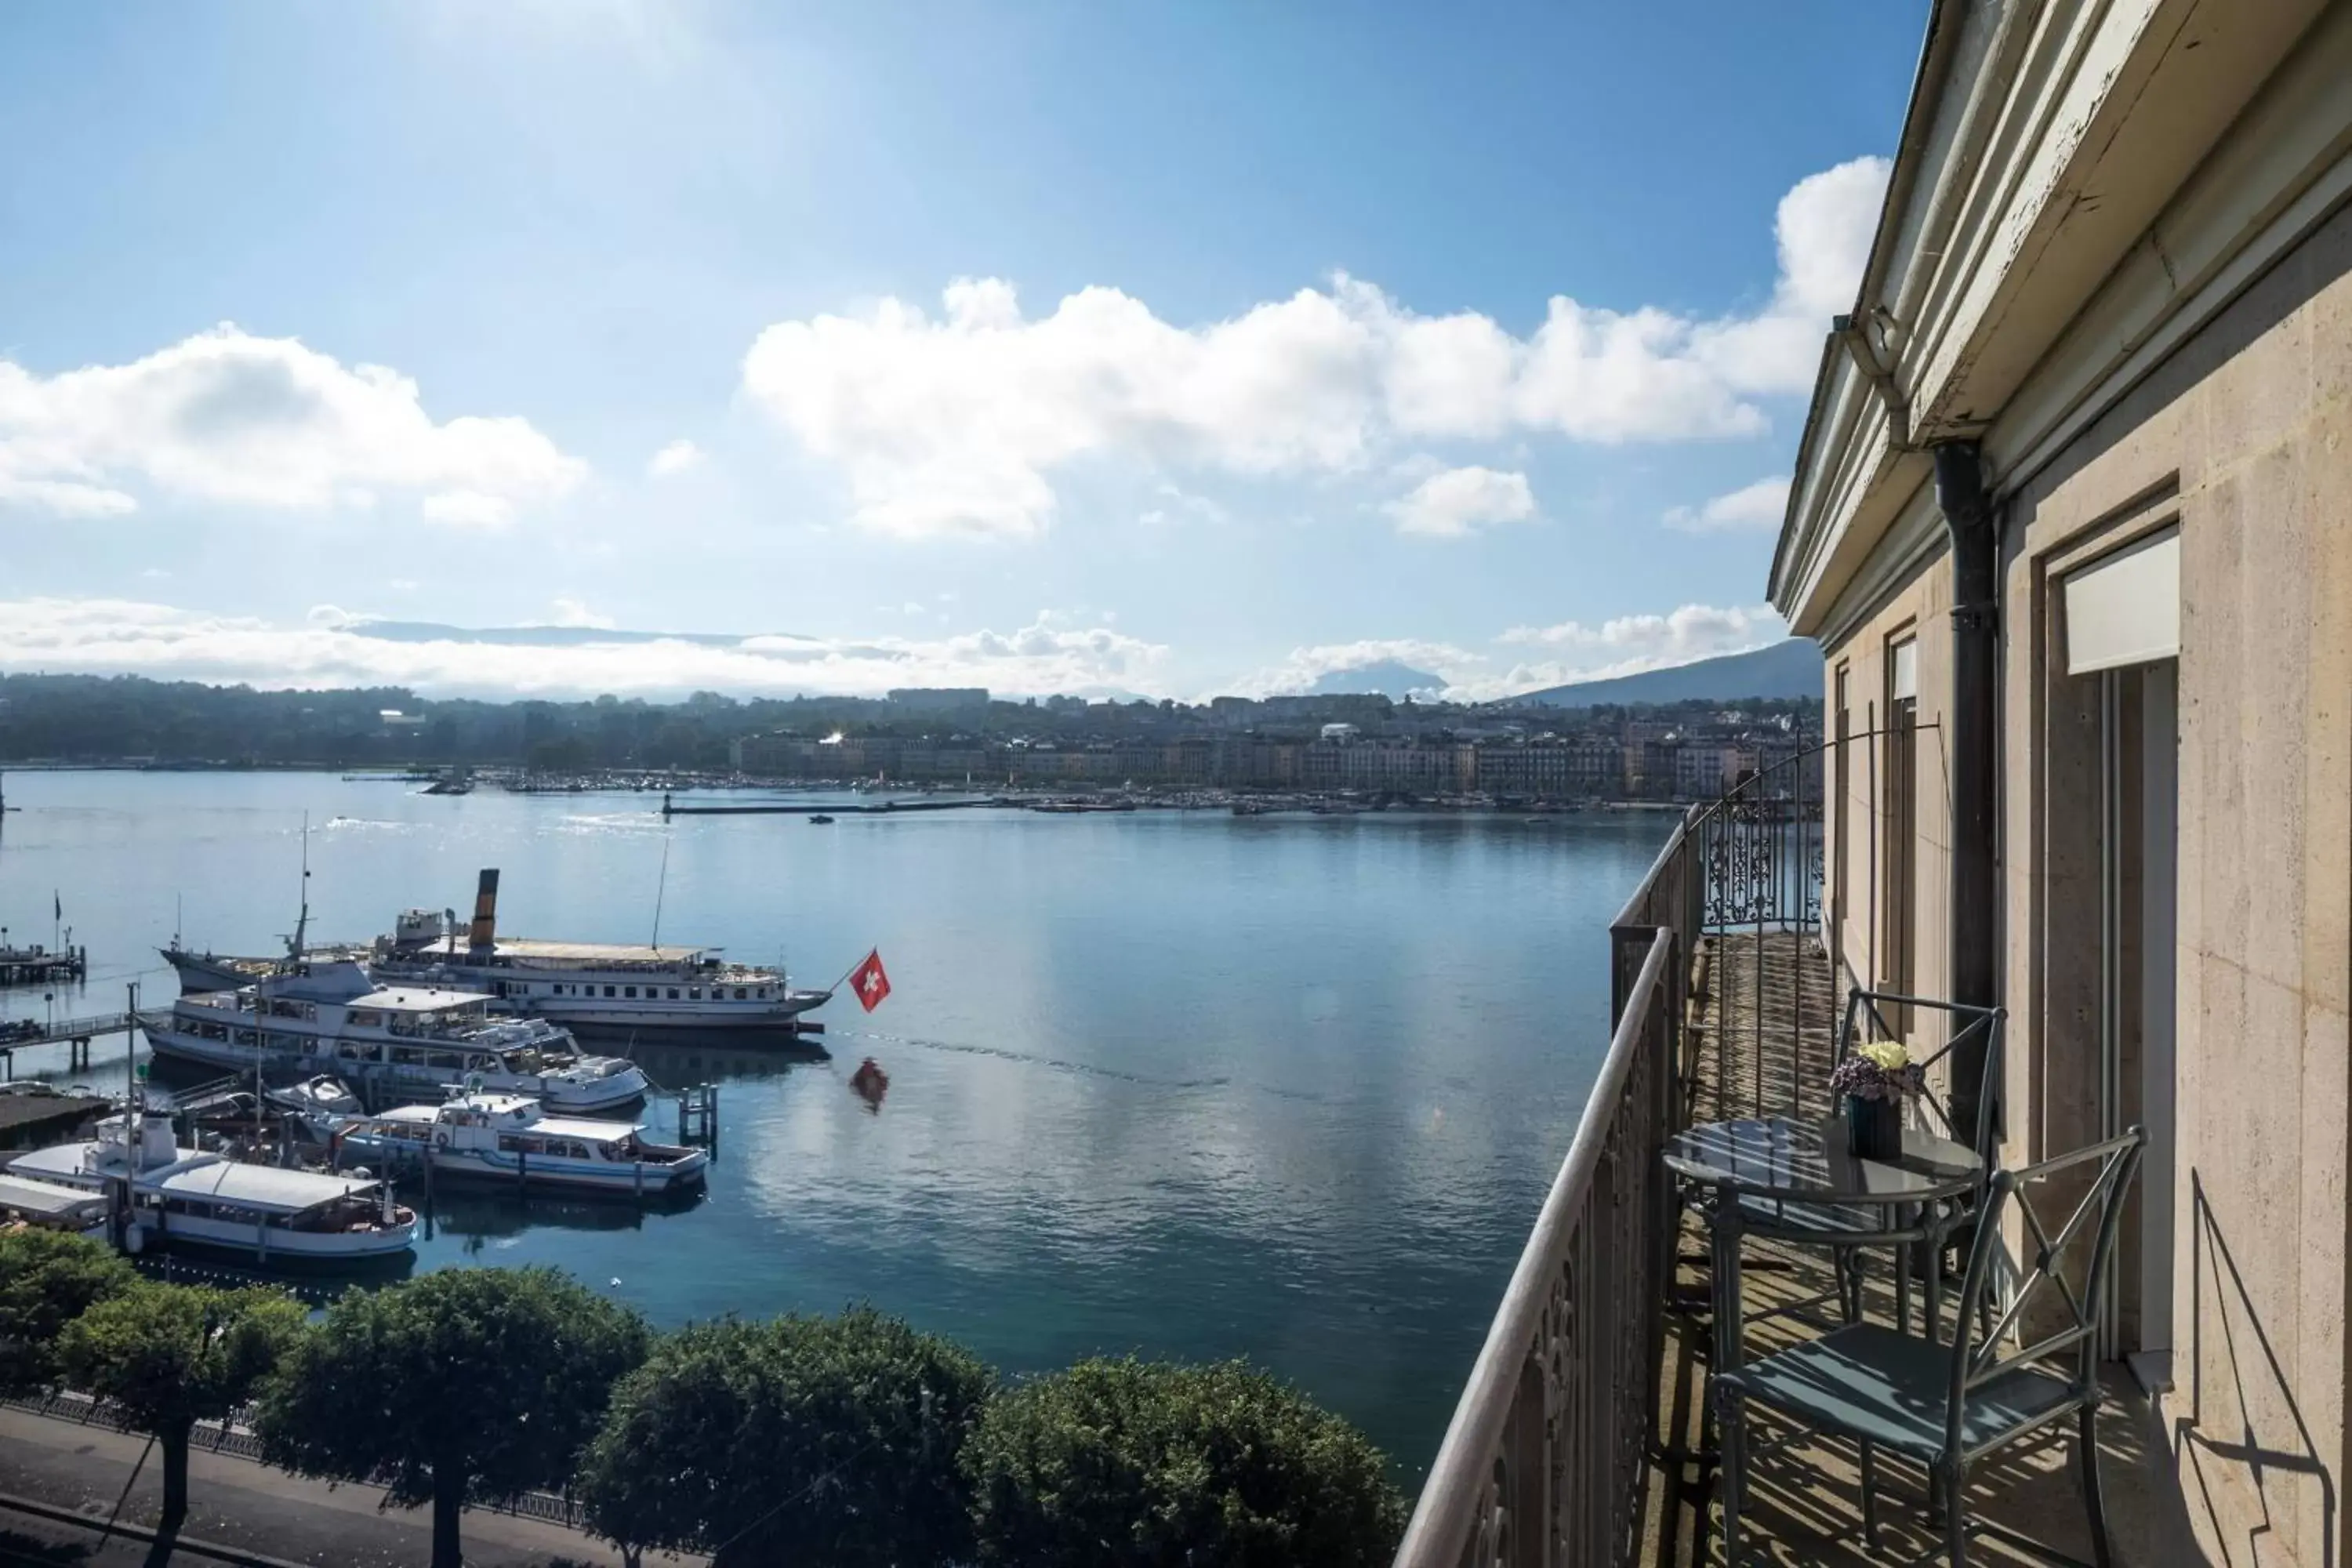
[1712,1126,2147,1566]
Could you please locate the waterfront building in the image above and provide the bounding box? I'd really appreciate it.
[1403,5,2352,1563]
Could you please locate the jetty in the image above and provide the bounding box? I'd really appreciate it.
[660,792,1005,818]
[0,946,85,988]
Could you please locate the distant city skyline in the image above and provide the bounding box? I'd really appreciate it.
[0,2,1926,701]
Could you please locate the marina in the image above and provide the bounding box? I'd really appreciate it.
[329,1091,710,1196]
[0,768,1664,1472]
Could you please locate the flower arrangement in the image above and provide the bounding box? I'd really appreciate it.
[1830,1040,1926,1104]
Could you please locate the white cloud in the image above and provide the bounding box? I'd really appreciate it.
[1663,475,1790,533]
[548,597,615,629]
[1385,466,1535,538]
[1229,639,1485,699]
[1491,602,1788,693]
[739,158,1890,539]
[0,598,1166,700]
[648,438,705,477]
[0,325,585,523]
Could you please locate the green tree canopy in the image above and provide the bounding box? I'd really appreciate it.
[256,1266,648,1568]
[59,1281,304,1527]
[962,1358,1405,1568]
[0,1229,137,1395]
[578,1306,995,1568]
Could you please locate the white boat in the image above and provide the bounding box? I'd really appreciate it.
[332,1092,708,1196]
[370,877,829,1037]
[8,1114,416,1261]
[140,962,649,1115]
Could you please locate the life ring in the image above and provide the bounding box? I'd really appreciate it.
[434,1129,452,1149]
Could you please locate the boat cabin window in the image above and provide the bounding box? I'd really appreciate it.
[425,1050,464,1070]
[233,1029,258,1047]
[689,987,702,1000]
[349,1010,381,1028]
[390,1046,427,1067]
[667,988,680,1000]
[735,988,747,1000]
[604,985,616,998]
[624,986,637,999]
[336,1042,368,1062]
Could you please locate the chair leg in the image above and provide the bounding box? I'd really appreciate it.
[1941,1460,1969,1567]
[1717,1388,1747,1567]
[1857,1438,1881,1555]
[2079,1403,2113,1568]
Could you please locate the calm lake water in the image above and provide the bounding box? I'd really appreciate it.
[0,770,1671,1476]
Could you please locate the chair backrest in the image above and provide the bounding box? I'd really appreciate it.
[1834,986,2004,1163]
[1945,1127,2147,1446]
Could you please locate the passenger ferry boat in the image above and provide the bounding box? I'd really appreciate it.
[7,1114,416,1261]
[140,962,649,1115]
[165,871,831,1040]
[332,1092,708,1196]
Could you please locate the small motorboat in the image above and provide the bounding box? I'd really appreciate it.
[263,1076,365,1142]
[808,814,837,825]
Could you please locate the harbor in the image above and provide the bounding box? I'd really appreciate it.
[0,765,1663,1475]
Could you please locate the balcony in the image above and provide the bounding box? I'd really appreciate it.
[1395,784,2187,1567]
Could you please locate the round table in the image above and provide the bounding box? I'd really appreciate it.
[1664,1114,1984,1370]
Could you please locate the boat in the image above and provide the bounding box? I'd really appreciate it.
[140,962,649,1115]
[808,814,836,825]
[7,1113,416,1261]
[365,873,832,1037]
[330,1091,708,1196]
[263,1076,365,1142]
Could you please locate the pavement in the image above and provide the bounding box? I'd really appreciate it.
[0,1407,696,1567]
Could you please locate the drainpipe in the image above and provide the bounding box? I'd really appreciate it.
[1934,441,1998,1142]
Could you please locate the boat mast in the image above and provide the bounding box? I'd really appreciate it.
[650,833,672,952]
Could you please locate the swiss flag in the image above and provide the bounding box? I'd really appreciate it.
[849,949,891,1013]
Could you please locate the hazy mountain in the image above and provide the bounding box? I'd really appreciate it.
[1518,639,1822,707]
[1306,660,1446,700]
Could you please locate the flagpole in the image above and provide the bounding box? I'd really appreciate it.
[827,951,873,996]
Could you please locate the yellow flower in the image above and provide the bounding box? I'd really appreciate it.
[1858,1040,1912,1073]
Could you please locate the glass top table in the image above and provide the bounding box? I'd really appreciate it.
[1664,1114,1986,1364]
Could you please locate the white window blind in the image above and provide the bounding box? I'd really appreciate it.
[2066,526,2180,674]
[1890,638,1918,701]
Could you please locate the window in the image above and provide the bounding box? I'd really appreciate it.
[625,985,637,999]
[1884,635,1918,1025]
[689,987,702,1000]
[735,987,747,1000]
[604,985,617,998]
[667,988,680,1000]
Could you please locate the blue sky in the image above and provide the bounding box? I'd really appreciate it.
[0,1,1926,701]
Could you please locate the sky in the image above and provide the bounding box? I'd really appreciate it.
[0,2,1927,703]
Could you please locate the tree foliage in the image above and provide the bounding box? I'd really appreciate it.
[256,1267,648,1568]
[962,1358,1405,1568]
[0,1229,137,1395]
[59,1281,304,1526]
[578,1306,995,1567]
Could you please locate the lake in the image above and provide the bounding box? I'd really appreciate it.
[0,769,1671,1477]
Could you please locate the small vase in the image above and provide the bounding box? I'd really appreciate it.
[1846,1094,1903,1161]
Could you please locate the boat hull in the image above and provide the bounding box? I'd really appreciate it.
[347,1142,707,1196]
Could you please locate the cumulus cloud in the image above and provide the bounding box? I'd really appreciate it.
[0,598,1165,700]
[1229,639,1485,700]
[1663,475,1790,533]
[0,326,585,524]
[1385,466,1536,538]
[648,438,705,477]
[548,597,615,629]
[740,158,1889,539]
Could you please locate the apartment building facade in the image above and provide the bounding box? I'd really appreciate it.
[1773,3,2352,1559]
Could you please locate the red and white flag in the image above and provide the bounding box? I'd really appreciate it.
[849,949,891,1013]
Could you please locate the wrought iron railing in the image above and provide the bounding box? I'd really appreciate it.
[1396,732,1857,1567]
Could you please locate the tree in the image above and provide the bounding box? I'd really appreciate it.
[256,1267,648,1568]
[59,1282,304,1529]
[0,1229,136,1395]
[577,1307,994,1568]
[962,1358,1405,1568]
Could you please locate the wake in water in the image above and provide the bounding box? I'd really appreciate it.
[828,1025,1237,1092]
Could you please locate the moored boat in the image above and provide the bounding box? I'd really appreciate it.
[140,962,648,1115]
[7,1114,416,1261]
[331,1091,708,1196]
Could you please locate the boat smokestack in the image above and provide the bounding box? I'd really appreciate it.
[468,869,499,951]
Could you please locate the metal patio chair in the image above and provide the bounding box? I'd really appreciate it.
[1712,1126,2147,1566]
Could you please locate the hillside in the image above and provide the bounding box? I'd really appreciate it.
[1517,639,1822,708]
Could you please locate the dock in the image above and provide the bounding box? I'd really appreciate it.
[0,1090,114,1153]
[0,946,86,988]
[0,1010,132,1073]
[660,792,1004,818]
